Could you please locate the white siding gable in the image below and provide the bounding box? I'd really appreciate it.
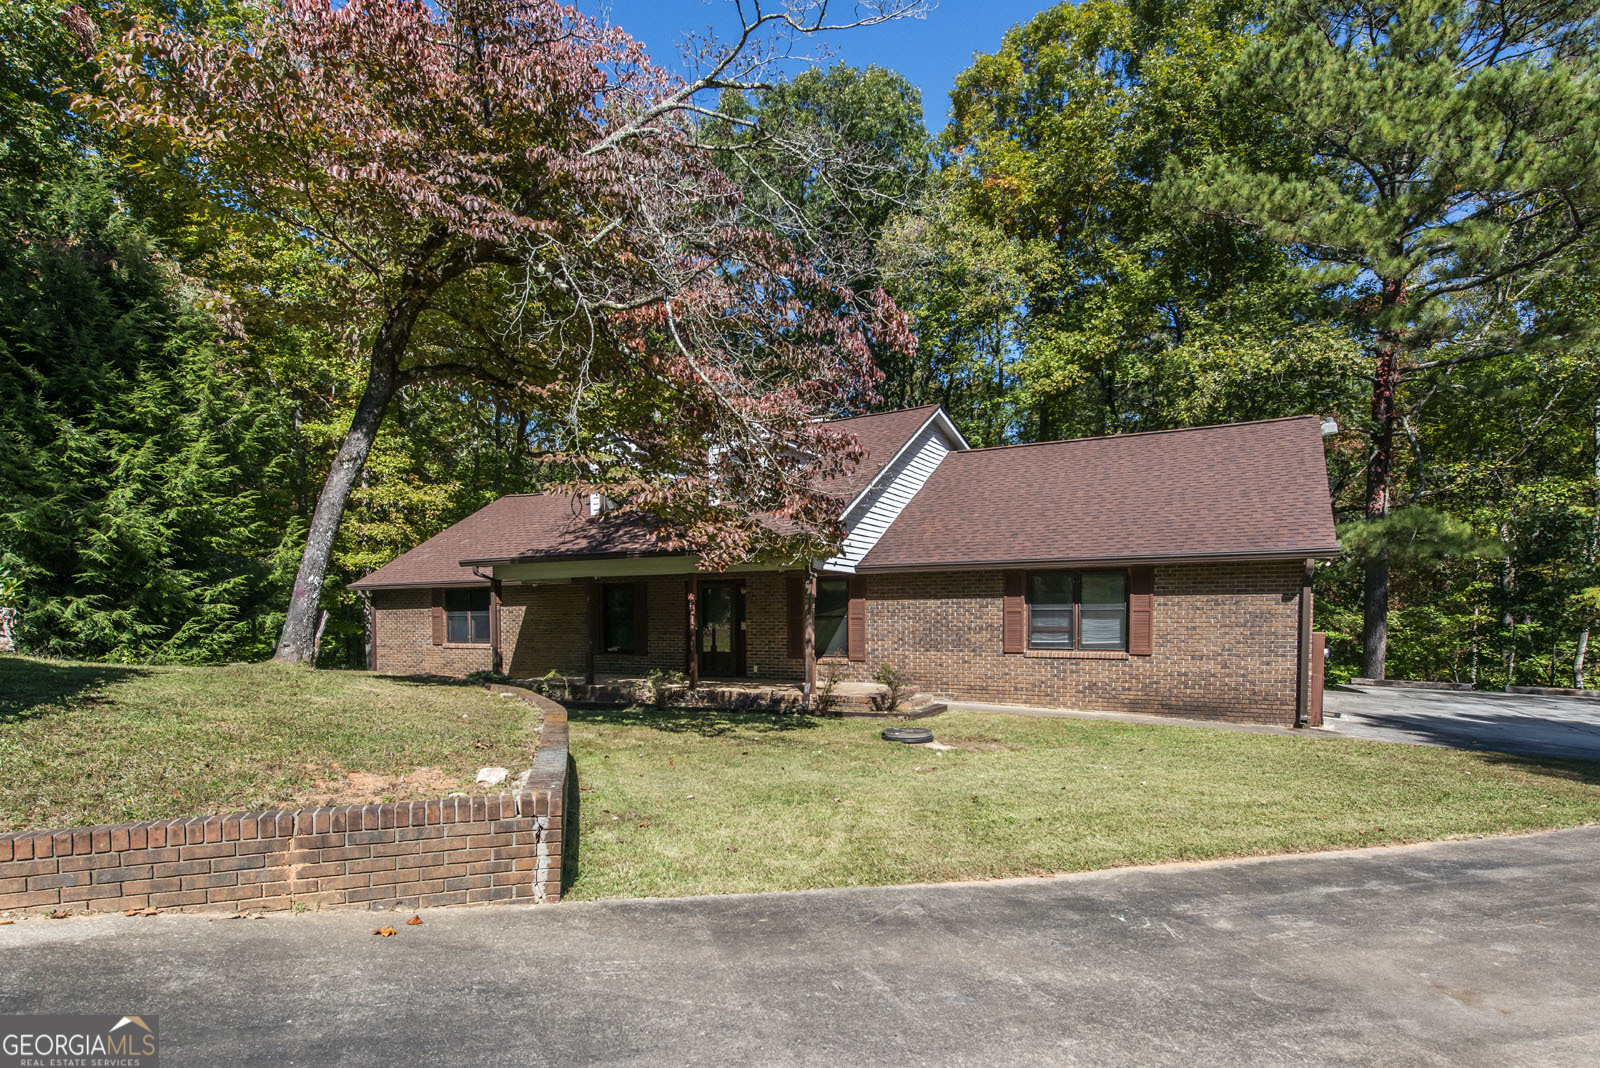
[821,418,960,573]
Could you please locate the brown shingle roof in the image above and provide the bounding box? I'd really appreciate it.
[347,494,664,590]
[347,406,939,590]
[855,415,1339,571]
[814,404,945,502]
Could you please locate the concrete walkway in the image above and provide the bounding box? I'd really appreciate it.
[1324,686,1600,760]
[4,829,1599,1066]
[950,699,1310,737]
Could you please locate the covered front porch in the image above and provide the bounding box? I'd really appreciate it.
[478,561,857,699]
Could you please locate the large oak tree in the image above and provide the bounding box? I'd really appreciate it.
[83,0,920,664]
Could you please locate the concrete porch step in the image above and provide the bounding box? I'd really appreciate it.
[836,691,948,719]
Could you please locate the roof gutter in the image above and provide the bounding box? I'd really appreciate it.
[347,577,491,592]
[848,546,1343,574]
[458,548,690,569]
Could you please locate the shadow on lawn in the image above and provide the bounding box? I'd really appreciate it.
[1475,751,1600,790]
[567,704,823,738]
[372,672,486,689]
[0,657,151,725]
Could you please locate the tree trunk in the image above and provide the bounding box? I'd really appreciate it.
[273,303,418,665]
[1360,294,1401,680]
[1580,398,1600,688]
[1469,589,1480,687]
[1361,551,1389,679]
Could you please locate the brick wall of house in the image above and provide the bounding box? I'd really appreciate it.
[370,562,1303,724]
[816,562,1305,724]
[0,690,570,917]
[370,588,496,676]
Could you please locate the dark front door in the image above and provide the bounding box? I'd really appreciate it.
[697,582,743,678]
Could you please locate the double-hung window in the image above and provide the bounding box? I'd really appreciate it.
[602,584,636,654]
[445,589,491,644]
[814,578,851,658]
[1026,571,1127,651]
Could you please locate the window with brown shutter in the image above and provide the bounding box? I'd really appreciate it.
[431,589,444,646]
[1128,566,1154,655]
[1002,571,1025,653]
[444,589,491,644]
[601,582,647,655]
[786,575,805,659]
[815,577,849,658]
[846,575,866,662]
[1019,570,1131,652]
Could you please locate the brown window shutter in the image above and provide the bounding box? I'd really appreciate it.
[1002,571,1025,654]
[633,580,649,655]
[1128,566,1154,655]
[431,589,444,646]
[847,575,867,662]
[786,575,804,659]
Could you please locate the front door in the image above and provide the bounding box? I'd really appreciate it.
[697,582,743,678]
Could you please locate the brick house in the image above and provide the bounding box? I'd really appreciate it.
[350,405,1340,725]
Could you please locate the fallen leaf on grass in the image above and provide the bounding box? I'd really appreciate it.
[372,926,397,937]
[406,915,423,926]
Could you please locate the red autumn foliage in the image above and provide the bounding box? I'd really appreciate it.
[77,0,918,661]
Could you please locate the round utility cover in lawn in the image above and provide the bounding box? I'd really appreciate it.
[881,726,933,744]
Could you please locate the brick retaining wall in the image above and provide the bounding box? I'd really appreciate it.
[0,689,571,916]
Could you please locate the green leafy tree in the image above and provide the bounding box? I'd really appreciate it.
[88,0,921,666]
[929,0,1361,445]
[1165,0,1600,679]
[710,64,934,410]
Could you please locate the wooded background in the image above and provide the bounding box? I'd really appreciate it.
[3,0,1598,688]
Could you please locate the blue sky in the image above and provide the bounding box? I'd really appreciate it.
[573,1,1052,132]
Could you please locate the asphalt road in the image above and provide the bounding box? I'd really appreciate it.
[1324,686,1600,760]
[4,828,1599,1066]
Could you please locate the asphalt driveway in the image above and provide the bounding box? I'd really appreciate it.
[1324,685,1600,760]
[4,828,1599,1066]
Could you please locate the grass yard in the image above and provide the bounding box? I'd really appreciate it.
[563,705,1600,901]
[0,656,540,831]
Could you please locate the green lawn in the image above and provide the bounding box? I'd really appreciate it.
[8,657,1600,898]
[562,705,1600,901]
[0,656,540,831]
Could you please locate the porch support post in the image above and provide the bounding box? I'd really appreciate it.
[686,577,699,689]
[489,578,503,676]
[584,577,596,687]
[803,566,816,700]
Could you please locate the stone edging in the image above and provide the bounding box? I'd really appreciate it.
[1350,678,1474,692]
[0,688,571,917]
[1507,684,1600,699]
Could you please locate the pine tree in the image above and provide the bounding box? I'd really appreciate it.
[0,173,296,662]
[1165,0,1600,678]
